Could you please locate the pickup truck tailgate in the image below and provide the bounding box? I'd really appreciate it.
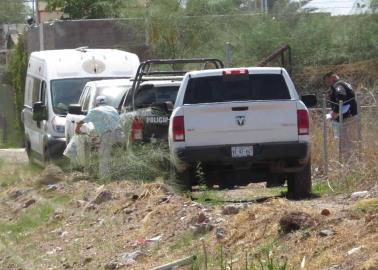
[183,101,298,147]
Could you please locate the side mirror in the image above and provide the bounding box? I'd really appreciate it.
[68,104,83,115]
[152,101,174,114]
[32,101,47,121]
[301,94,317,108]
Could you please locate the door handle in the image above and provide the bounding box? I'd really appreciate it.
[71,120,75,123]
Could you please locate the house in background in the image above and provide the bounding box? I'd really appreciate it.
[37,1,63,23]
[296,0,373,16]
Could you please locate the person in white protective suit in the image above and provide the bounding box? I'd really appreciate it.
[75,96,122,179]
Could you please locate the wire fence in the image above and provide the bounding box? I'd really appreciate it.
[310,90,378,180]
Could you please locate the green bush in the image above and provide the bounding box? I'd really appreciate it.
[7,34,28,129]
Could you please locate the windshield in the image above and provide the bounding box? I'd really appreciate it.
[51,78,126,115]
[96,86,128,108]
[134,86,179,108]
[183,74,290,104]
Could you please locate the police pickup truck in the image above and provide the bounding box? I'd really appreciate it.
[120,59,224,144]
[169,67,317,199]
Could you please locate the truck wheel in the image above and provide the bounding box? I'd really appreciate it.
[42,146,50,167]
[25,140,34,165]
[266,173,286,188]
[169,164,192,193]
[287,161,312,199]
[218,171,236,190]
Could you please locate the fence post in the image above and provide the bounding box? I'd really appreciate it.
[355,93,362,161]
[338,100,343,163]
[3,116,7,145]
[375,91,378,125]
[322,94,328,175]
[225,42,232,68]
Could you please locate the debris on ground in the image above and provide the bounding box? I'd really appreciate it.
[221,204,241,215]
[279,211,317,233]
[22,198,36,208]
[351,191,369,199]
[321,208,331,216]
[37,164,66,185]
[91,189,113,205]
[319,229,335,237]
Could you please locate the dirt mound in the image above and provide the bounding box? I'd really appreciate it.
[292,58,378,96]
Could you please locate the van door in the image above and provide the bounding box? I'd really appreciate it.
[37,81,48,155]
[25,77,43,156]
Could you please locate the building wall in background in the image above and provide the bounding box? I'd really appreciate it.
[26,19,150,59]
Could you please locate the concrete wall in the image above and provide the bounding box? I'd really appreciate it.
[26,19,151,59]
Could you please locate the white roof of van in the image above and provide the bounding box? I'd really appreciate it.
[28,49,140,80]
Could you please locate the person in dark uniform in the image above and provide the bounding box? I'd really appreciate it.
[323,72,358,161]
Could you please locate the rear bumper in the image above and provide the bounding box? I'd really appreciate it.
[174,141,310,172]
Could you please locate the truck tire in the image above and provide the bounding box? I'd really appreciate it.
[266,173,286,188]
[42,146,50,167]
[169,164,192,193]
[25,139,34,165]
[218,171,236,190]
[287,161,312,199]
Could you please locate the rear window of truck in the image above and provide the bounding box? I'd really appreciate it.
[183,74,291,104]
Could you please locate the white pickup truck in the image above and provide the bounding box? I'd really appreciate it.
[169,67,317,199]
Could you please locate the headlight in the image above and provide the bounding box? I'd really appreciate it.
[52,116,66,134]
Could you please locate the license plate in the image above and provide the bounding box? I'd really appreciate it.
[231,146,254,158]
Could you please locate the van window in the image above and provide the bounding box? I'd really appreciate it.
[183,74,291,104]
[51,77,127,115]
[82,87,92,112]
[32,78,41,104]
[40,81,47,104]
[79,86,89,106]
[25,77,33,106]
[96,86,128,108]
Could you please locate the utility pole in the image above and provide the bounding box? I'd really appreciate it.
[35,0,44,51]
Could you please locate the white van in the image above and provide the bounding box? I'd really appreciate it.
[65,78,133,142]
[21,48,140,166]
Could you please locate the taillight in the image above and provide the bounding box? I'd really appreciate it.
[297,110,309,135]
[223,69,249,76]
[172,116,185,142]
[131,118,144,141]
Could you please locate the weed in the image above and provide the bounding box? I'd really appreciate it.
[0,203,54,241]
[353,198,378,214]
[192,187,224,205]
[312,181,332,196]
[0,161,40,187]
[0,195,70,242]
[192,241,290,270]
[169,231,196,251]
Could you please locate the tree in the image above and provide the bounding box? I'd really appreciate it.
[46,0,123,19]
[371,0,378,12]
[0,0,28,24]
